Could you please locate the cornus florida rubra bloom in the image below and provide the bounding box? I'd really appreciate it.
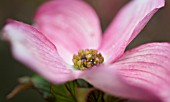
[3,0,170,101]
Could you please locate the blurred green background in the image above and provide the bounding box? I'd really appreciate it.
[0,0,170,102]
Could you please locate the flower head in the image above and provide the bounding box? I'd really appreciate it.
[72,49,104,70]
[3,0,170,101]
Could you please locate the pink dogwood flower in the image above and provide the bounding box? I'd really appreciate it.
[3,0,170,101]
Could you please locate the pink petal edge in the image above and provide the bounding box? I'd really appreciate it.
[81,64,160,101]
[34,0,102,64]
[82,42,170,102]
[3,20,82,84]
[100,0,165,63]
[115,42,170,102]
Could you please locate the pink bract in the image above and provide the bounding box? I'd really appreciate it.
[3,0,170,102]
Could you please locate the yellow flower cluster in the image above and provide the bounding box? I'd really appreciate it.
[72,49,104,71]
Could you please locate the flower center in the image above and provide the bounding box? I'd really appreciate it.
[72,49,104,71]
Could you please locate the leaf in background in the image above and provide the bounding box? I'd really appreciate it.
[7,76,128,102]
[76,79,93,88]
[87,89,105,102]
[31,75,55,101]
[51,81,77,102]
[104,94,128,102]
[6,75,54,101]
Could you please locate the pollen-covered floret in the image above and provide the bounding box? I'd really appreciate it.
[72,49,104,71]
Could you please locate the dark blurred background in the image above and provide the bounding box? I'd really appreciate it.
[0,0,170,102]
